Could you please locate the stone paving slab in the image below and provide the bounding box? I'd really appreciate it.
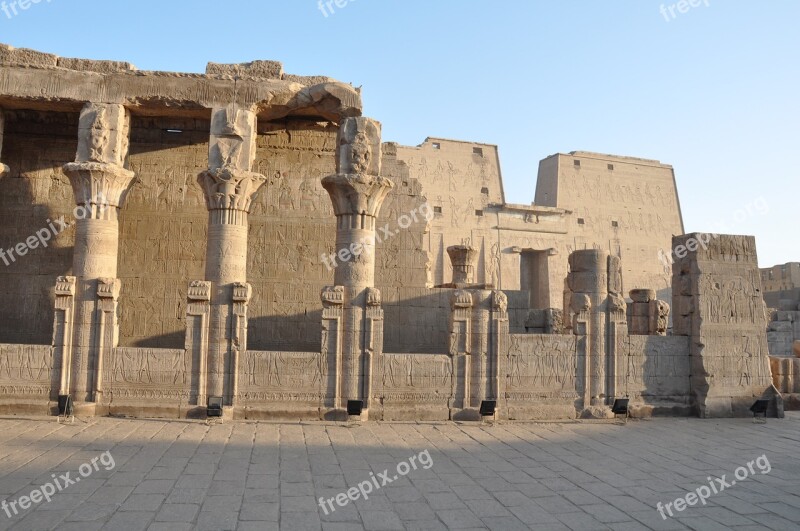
[0,414,798,530]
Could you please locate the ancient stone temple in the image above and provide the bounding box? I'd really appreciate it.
[0,44,786,419]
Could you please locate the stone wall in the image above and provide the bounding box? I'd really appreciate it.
[0,343,56,414]
[625,335,691,413]
[672,234,775,417]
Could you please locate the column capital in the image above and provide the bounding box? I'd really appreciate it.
[321,173,394,219]
[198,167,267,218]
[63,162,136,219]
[447,245,478,285]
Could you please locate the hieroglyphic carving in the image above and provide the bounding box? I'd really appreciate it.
[505,335,578,395]
[239,351,324,404]
[381,353,452,404]
[104,347,190,403]
[0,344,54,398]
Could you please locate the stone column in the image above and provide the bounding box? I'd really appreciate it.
[568,250,608,411]
[0,109,9,177]
[197,105,268,408]
[62,103,135,405]
[568,250,627,418]
[321,117,393,412]
[447,245,478,285]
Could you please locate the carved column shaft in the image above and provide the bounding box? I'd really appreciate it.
[321,117,393,410]
[568,250,608,409]
[449,290,473,409]
[198,106,267,406]
[61,103,134,403]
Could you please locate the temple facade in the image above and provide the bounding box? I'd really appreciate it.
[0,44,790,419]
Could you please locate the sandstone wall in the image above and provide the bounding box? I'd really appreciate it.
[0,343,56,413]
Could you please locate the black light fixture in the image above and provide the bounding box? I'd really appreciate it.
[612,398,629,423]
[479,400,497,418]
[750,399,769,423]
[57,394,73,416]
[347,400,363,417]
[207,396,223,418]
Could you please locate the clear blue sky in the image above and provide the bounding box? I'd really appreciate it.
[2,0,797,267]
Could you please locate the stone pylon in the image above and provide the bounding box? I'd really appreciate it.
[321,117,393,417]
[672,234,776,417]
[195,105,269,410]
[59,103,135,407]
[567,249,627,418]
[0,109,9,177]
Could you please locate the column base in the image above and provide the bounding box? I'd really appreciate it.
[580,406,614,419]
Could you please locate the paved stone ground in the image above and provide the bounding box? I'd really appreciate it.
[0,414,798,530]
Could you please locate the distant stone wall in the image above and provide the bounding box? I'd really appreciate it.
[535,152,684,301]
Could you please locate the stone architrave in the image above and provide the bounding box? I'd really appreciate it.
[197,105,269,409]
[61,103,135,406]
[672,234,775,417]
[321,117,393,414]
[0,109,9,177]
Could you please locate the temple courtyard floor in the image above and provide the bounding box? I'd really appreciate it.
[0,414,798,531]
